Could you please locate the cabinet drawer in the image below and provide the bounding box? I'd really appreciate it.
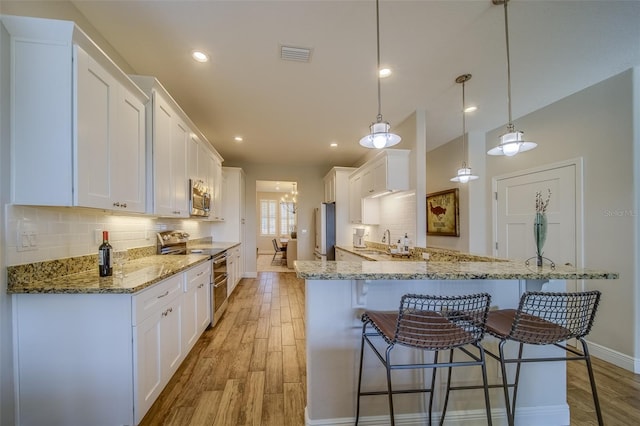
[133,274,183,325]
[184,261,211,292]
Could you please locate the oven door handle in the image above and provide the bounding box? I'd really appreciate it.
[213,275,228,288]
[212,254,227,265]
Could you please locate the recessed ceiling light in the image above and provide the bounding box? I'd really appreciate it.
[191,50,209,63]
[379,68,392,78]
[234,136,243,142]
[330,143,338,148]
[464,105,478,113]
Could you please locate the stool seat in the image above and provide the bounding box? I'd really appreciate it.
[355,293,493,426]
[486,309,573,344]
[484,291,603,426]
[364,310,477,350]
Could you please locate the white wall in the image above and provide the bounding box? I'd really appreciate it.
[0,19,14,426]
[483,69,637,363]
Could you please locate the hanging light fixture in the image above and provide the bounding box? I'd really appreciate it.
[487,0,537,157]
[359,0,401,149]
[451,74,479,183]
[280,183,298,214]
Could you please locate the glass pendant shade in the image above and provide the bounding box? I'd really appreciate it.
[450,166,479,183]
[359,121,401,149]
[487,128,537,156]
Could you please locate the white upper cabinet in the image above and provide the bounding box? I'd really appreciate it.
[5,16,148,212]
[130,76,190,217]
[131,75,223,218]
[359,149,410,198]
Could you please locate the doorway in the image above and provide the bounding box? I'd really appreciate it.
[256,180,297,272]
[493,159,583,292]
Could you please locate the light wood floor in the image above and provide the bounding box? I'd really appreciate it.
[141,272,640,425]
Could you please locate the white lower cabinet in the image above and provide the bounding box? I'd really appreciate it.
[13,261,211,426]
[133,273,183,424]
[182,261,211,353]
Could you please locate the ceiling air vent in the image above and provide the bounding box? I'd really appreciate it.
[280,45,313,63]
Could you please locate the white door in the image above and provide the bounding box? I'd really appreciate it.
[495,162,581,291]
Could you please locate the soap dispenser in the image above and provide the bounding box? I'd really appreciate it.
[403,233,409,253]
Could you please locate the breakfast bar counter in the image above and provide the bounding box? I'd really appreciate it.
[295,258,617,426]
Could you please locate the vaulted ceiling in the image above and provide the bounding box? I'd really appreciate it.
[65,0,639,168]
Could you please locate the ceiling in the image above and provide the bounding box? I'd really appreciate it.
[256,180,297,194]
[68,0,640,169]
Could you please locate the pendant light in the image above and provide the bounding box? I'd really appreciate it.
[280,183,298,214]
[359,0,401,149]
[487,0,537,157]
[450,74,479,183]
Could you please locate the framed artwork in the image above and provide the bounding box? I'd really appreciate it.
[426,188,459,236]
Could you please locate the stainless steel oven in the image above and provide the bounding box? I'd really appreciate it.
[211,251,228,326]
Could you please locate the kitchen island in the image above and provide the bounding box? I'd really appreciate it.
[295,258,617,426]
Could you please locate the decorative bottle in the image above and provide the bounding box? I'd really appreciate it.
[98,231,113,277]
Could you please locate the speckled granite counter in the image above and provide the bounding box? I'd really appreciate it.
[188,240,239,254]
[295,260,618,281]
[7,254,210,294]
[337,245,506,262]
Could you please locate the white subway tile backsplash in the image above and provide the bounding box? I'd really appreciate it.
[3,205,216,266]
[375,190,417,246]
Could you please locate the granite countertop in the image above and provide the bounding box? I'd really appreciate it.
[294,260,618,281]
[8,254,211,295]
[188,241,240,254]
[336,245,502,262]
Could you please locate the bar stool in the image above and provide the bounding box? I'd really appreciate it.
[355,293,493,426]
[483,290,603,426]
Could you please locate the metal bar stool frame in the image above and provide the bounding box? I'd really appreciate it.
[482,290,603,426]
[355,293,493,426]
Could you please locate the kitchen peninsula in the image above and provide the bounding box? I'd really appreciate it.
[295,251,617,425]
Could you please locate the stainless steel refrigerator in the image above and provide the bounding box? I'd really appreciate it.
[314,202,336,260]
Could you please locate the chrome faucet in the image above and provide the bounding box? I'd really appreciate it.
[382,229,391,251]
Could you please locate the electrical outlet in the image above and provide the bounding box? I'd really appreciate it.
[16,220,38,252]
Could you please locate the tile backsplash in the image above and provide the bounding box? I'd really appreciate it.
[4,205,215,266]
[354,190,417,248]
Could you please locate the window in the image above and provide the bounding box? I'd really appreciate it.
[260,199,277,235]
[280,202,296,236]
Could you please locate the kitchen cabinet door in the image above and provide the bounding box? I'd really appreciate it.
[134,310,163,423]
[211,155,224,220]
[324,171,336,203]
[183,262,211,352]
[150,90,189,217]
[76,47,146,213]
[5,16,148,211]
[349,172,363,224]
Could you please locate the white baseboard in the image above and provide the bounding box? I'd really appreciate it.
[587,339,639,373]
[306,405,569,426]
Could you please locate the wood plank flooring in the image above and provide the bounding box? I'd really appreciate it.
[141,272,640,425]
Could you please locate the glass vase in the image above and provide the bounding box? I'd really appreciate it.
[534,212,547,267]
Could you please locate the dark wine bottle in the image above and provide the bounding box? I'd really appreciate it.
[98,231,113,277]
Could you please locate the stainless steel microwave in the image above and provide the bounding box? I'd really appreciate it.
[189,179,211,217]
